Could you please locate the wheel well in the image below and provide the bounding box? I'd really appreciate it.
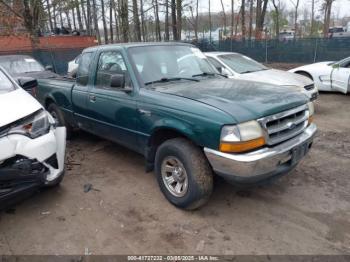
[45,98,55,109]
[295,71,313,81]
[146,128,189,166]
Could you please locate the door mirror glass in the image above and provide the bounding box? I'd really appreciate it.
[221,67,231,76]
[17,77,38,91]
[332,64,340,69]
[110,74,125,89]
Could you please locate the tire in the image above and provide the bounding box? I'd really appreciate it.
[297,71,313,81]
[155,138,213,210]
[47,103,73,139]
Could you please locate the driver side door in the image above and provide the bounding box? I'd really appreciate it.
[331,58,350,94]
[86,50,140,152]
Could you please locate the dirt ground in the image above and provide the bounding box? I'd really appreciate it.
[0,92,350,255]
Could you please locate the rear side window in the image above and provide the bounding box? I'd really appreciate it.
[0,70,15,93]
[77,52,93,86]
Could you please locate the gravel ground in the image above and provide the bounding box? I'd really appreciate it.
[0,93,349,255]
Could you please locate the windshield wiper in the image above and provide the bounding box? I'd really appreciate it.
[145,77,199,85]
[192,72,216,77]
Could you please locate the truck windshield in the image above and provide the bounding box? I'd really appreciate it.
[0,70,15,93]
[128,45,217,85]
[218,54,268,74]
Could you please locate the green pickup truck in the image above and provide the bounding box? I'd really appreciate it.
[36,43,317,209]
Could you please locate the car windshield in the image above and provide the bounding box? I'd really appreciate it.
[0,57,44,74]
[218,54,268,74]
[128,45,218,85]
[0,70,15,93]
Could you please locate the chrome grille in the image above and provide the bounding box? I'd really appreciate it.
[258,105,309,146]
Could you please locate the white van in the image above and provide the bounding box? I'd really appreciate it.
[0,67,66,209]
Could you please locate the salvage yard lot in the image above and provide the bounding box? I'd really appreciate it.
[0,93,349,255]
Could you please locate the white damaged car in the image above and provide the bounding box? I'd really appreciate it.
[289,57,350,94]
[0,67,66,209]
[205,52,319,101]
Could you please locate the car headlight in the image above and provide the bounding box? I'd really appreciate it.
[307,102,314,125]
[8,110,51,139]
[220,120,265,153]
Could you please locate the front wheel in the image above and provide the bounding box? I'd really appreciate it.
[155,138,213,210]
[47,103,73,139]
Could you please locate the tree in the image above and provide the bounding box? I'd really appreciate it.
[171,0,177,40]
[120,0,129,42]
[272,0,280,37]
[132,0,142,41]
[322,0,334,37]
[165,0,170,40]
[255,0,268,39]
[248,0,253,40]
[0,0,44,39]
[231,0,234,38]
[290,0,300,39]
[176,0,182,39]
[241,0,246,40]
[220,0,227,37]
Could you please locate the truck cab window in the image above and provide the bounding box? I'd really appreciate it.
[96,51,131,89]
[77,52,93,86]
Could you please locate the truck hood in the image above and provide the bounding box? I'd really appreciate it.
[236,69,313,87]
[0,88,42,127]
[151,78,308,123]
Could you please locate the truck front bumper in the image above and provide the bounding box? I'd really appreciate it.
[204,123,317,184]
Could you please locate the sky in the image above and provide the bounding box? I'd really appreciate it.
[197,0,350,20]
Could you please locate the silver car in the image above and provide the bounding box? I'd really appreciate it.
[205,52,318,101]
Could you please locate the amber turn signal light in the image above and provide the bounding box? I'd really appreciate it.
[219,137,265,153]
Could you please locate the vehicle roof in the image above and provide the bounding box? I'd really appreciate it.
[204,51,240,56]
[0,55,35,61]
[84,42,194,52]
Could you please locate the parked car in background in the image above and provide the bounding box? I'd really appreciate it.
[0,55,58,95]
[289,56,350,94]
[0,67,66,210]
[68,54,81,76]
[328,26,350,38]
[205,52,318,101]
[35,43,316,210]
[278,30,295,41]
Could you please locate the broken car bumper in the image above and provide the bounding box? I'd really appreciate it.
[0,127,66,208]
[204,123,317,184]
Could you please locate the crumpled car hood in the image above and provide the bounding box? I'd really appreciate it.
[236,69,313,87]
[0,88,41,127]
[151,78,308,123]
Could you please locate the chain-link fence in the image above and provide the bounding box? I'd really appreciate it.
[196,37,350,64]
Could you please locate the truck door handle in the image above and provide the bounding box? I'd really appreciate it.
[89,95,96,102]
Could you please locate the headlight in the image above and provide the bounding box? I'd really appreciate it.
[220,120,265,153]
[8,110,51,139]
[307,102,314,124]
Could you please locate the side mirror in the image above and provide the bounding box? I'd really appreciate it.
[332,64,340,69]
[45,65,54,72]
[221,67,231,76]
[111,74,125,89]
[17,77,38,91]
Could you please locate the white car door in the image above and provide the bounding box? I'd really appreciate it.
[331,58,350,94]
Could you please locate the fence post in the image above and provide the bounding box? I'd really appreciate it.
[265,38,268,64]
[230,38,233,52]
[313,38,318,63]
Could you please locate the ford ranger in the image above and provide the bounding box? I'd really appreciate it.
[35,43,316,210]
